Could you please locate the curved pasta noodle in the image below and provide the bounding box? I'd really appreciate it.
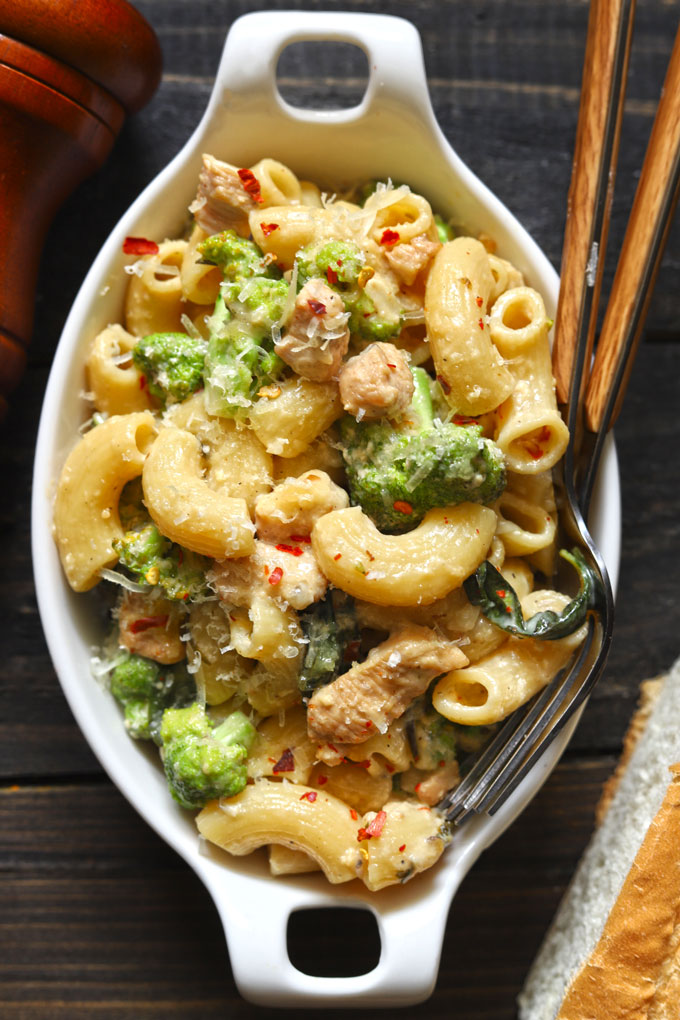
[142,426,255,559]
[495,471,557,561]
[487,253,524,306]
[368,191,436,247]
[85,324,153,416]
[249,205,317,266]
[248,706,316,783]
[432,590,587,725]
[249,376,342,457]
[249,158,302,207]
[312,503,496,606]
[54,411,157,591]
[196,781,365,884]
[124,239,189,337]
[494,329,569,473]
[488,286,549,358]
[425,237,515,415]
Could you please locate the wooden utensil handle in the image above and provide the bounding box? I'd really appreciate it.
[585,24,680,433]
[551,0,635,406]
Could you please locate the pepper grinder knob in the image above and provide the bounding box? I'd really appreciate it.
[0,0,162,416]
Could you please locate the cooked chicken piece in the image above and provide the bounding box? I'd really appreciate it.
[400,761,461,807]
[211,539,327,611]
[118,591,185,664]
[275,279,350,382]
[338,342,414,420]
[384,234,441,286]
[307,625,467,744]
[254,469,349,542]
[189,153,258,237]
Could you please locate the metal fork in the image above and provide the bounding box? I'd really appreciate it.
[443,2,680,826]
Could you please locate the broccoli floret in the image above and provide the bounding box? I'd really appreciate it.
[109,653,196,742]
[296,238,402,342]
[199,229,282,285]
[340,366,506,533]
[225,275,289,332]
[132,332,205,403]
[203,295,283,418]
[160,703,256,809]
[114,522,208,602]
[298,590,358,699]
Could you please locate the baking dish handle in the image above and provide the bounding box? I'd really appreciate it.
[199,861,452,1008]
[204,9,438,129]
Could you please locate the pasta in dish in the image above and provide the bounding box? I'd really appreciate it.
[53,155,592,891]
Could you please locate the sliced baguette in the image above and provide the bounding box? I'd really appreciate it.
[518,656,680,1020]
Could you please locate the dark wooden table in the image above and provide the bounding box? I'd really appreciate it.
[3,1,680,1016]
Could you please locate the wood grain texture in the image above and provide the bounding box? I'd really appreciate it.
[2,1,680,1015]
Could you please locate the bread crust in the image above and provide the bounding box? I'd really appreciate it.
[557,763,680,1019]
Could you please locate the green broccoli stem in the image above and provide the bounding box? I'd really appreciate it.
[410,367,434,430]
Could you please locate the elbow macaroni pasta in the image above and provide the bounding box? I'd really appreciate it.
[52,157,585,893]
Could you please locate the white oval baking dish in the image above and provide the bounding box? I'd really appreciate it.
[31,10,620,1008]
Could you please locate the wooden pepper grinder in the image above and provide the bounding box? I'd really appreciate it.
[0,0,162,416]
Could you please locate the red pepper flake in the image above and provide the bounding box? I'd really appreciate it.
[525,426,551,460]
[237,168,264,203]
[272,748,295,773]
[380,228,400,246]
[328,743,338,753]
[290,534,311,544]
[357,810,387,842]
[414,782,422,793]
[123,236,159,256]
[260,222,279,236]
[453,414,479,426]
[337,258,343,267]
[478,317,485,330]
[139,374,147,390]
[349,808,358,821]
[393,500,413,515]
[300,790,317,802]
[275,543,304,557]
[355,760,371,769]
[308,298,326,316]
[364,720,373,729]
[365,549,375,562]
[436,374,451,395]
[476,295,484,307]
[268,566,284,586]
[326,265,338,286]
[316,774,328,786]
[399,844,406,853]
[129,614,169,634]
[333,553,342,561]
[385,762,395,773]
[387,363,396,369]
[496,589,506,598]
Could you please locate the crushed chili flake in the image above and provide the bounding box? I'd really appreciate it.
[123,236,159,255]
[326,265,338,285]
[260,222,279,236]
[380,228,400,246]
[393,500,413,515]
[290,534,311,544]
[525,425,551,460]
[268,566,284,585]
[399,844,406,853]
[436,374,451,395]
[478,317,485,330]
[386,363,397,368]
[276,543,304,556]
[316,774,328,785]
[328,744,339,754]
[139,374,147,390]
[333,553,342,561]
[272,748,295,773]
[385,762,395,773]
[365,549,375,562]
[308,298,326,315]
[349,808,358,821]
[300,790,317,802]
[130,614,169,633]
[357,810,387,841]
[237,167,263,203]
[453,413,479,426]
[476,295,484,307]
[496,589,506,598]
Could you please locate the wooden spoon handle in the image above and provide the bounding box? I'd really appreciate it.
[551,0,636,406]
[585,24,680,432]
